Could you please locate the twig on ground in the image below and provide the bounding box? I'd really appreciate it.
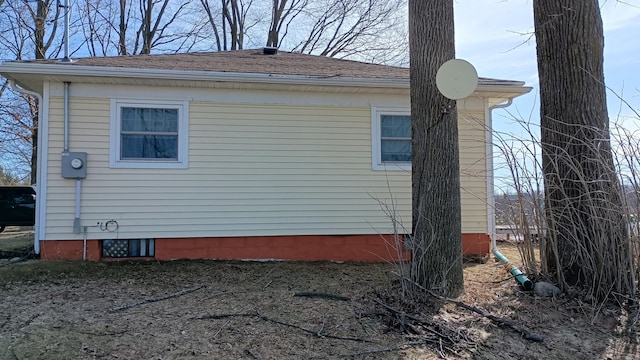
[21,313,40,328]
[372,298,462,352]
[76,329,128,337]
[0,251,35,267]
[338,341,427,357]
[245,349,262,360]
[393,272,545,342]
[317,315,326,337]
[256,311,371,342]
[0,314,9,329]
[107,284,205,313]
[294,292,351,301]
[196,312,255,320]
[262,280,273,291]
[194,311,373,343]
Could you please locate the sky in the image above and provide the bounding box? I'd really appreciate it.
[452,0,640,191]
[454,0,640,128]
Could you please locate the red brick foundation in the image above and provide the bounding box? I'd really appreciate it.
[40,240,101,261]
[39,233,490,261]
[461,233,491,256]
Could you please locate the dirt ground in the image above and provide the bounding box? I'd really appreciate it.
[1,231,639,359]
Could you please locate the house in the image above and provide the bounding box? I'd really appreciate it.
[0,49,530,261]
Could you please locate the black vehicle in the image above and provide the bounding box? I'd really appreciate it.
[0,186,36,233]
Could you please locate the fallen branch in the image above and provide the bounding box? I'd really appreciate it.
[245,349,262,360]
[108,284,205,313]
[294,292,350,301]
[195,311,373,343]
[444,295,544,342]
[339,341,427,357]
[372,298,466,355]
[393,272,544,342]
[76,329,128,337]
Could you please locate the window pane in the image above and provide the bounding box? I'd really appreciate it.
[381,139,411,162]
[121,107,178,132]
[121,135,178,159]
[381,115,411,138]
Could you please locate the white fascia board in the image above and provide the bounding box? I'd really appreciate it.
[0,62,408,89]
[476,84,532,94]
[0,62,533,95]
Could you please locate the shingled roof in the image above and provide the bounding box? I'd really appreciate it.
[29,49,411,80]
[2,48,530,96]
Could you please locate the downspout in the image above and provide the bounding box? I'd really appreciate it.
[487,99,534,291]
[9,80,42,255]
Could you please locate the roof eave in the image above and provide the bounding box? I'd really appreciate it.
[0,62,532,98]
[0,62,408,89]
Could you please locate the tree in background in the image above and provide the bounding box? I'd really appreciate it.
[285,0,406,62]
[0,0,410,182]
[0,165,21,185]
[117,0,197,55]
[0,0,64,184]
[534,0,635,300]
[408,0,463,298]
[265,0,307,49]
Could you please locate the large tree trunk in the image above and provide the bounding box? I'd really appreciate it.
[534,0,634,300]
[31,0,50,184]
[408,0,463,298]
[119,0,128,55]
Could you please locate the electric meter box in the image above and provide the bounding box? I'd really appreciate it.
[61,151,88,179]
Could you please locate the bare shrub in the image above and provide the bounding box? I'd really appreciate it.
[494,114,639,304]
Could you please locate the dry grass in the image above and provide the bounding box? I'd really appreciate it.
[1,232,638,359]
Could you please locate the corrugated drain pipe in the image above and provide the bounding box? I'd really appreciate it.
[489,99,534,291]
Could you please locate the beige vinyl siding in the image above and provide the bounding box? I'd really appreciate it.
[458,110,489,233]
[44,88,488,240]
[44,96,409,240]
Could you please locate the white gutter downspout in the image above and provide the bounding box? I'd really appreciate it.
[486,98,513,251]
[9,80,42,255]
[486,99,534,290]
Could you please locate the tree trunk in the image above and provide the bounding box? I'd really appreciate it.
[408,0,463,298]
[534,0,634,300]
[266,0,285,47]
[141,0,153,54]
[119,0,128,55]
[31,0,49,184]
[200,0,223,51]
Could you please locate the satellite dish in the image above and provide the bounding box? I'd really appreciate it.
[436,59,478,100]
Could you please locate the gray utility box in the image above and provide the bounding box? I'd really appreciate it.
[61,152,88,179]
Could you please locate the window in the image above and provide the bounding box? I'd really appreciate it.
[110,99,189,168]
[372,108,411,170]
[102,239,155,258]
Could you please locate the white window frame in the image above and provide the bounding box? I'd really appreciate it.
[371,107,412,171]
[110,99,189,169]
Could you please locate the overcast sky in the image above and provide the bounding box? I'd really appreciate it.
[453,0,640,132]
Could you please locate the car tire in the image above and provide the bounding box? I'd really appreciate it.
[0,225,5,233]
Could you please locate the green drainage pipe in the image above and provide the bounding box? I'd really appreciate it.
[492,247,534,291]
